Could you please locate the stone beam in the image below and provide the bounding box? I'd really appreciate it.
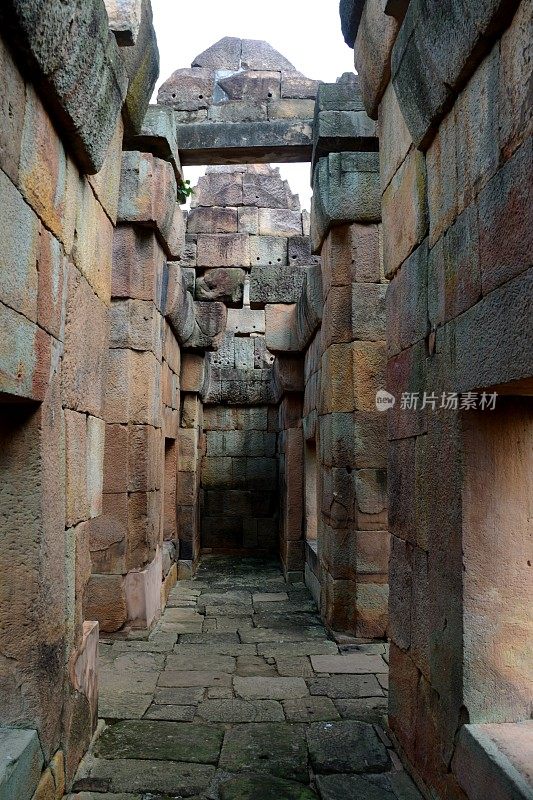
[176,120,313,165]
[0,0,128,174]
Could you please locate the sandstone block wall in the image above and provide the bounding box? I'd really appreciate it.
[347,0,533,797]
[172,163,317,560]
[0,0,167,792]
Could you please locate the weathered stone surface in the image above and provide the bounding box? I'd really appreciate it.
[241,40,295,71]
[313,106,377,170]
[391,0,520,147]
[354,1,399,119]
[0,37,25,184]
[104,0,142,46]
[220,774,318,800]
[192,37,242,70]
[316,773,399,800]
[243,172,293,208]
[84,575,127,633]
[283,697,341,722]
[219,723,308,782]
[381,149,427,278]
[157,67,215,111]
[340,0,365,47]
[259,208,302,236]
[119,0,159,135]
[197,234,250,267]
[197,699,284,723]
[192,172,243,206]
[308,674,383,698]
[188,207,238,234]
[95,720,223,764]
[73,755,215,795]
[249,235,288,266]
[118,151,177,250]
[0,168,39,321]
[310,653,387,674]
[195,268,245,305]
[0,727,43,800]
[234,676,309,700]
[175,120,313,166]
[219,70,281,101]
[250,266,307,307]
[127,104,182,180]
[0,0,128,173]
[306,720,390,773]
[282,71,320,100]
[311,153,381,252]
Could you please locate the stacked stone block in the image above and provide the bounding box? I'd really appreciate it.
[0,0,161,790]
[173,162,317,558]
[157,38,320,164]
[87,135,186,633]
[282,75,388,638]
[345,1,533,797]
[201,407,279,553]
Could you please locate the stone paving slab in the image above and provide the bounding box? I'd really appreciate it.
[154,686,205,704]
[283,697,341,722]
[219,773,318,799]
[196,699,285,722]
[308,674,384,699]
[144,703,197,721]
[166,653,236,672]
[98,692,152,720]
[219,723,309,782]
[306,720,391,774]
[310,653,387,674]
[72,556,406,799]
[257,641,339,658]
[94,720,224,764]
[234,676,309,700]
[73,755,216,795]
[252,592,289,602]
[158,670,233,688]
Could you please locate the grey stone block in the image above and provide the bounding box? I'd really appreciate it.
[0,0,128,174]
[126,104,182,180]
[391,0,520,148]
[311,152,381,252]
[250,265,307,307]
[250,235,288,267]
[0,727,43,800]
[192,36,241,70]
[312,109,377,170]
[340,0,366,47]
[120,0,160,135]
[175,120,313,166]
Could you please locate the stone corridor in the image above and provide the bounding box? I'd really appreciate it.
[70,557,421,799]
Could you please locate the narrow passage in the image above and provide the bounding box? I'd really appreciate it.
[71,557,422,799]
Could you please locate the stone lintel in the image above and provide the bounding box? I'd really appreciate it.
[176,120,313,165]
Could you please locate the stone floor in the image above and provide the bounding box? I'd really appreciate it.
[70,556,422,799]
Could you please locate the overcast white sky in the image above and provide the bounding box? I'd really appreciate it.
[151,1,355,209]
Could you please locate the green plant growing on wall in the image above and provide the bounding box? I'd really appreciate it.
[177,178,194,204]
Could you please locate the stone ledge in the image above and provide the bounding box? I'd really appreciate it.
[175,120,313,166]
[0,0,128,174]
[452,722,533,800]
[0,727,43,800]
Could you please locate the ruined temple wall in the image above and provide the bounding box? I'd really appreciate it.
[315,223,389,637]
[175,165,315,560]
[346,0,532,797]
[0,12,125,792]
[85,147,186,635]
[0,0,170,791]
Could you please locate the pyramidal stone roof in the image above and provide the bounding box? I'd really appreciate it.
[157,38,320,112]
